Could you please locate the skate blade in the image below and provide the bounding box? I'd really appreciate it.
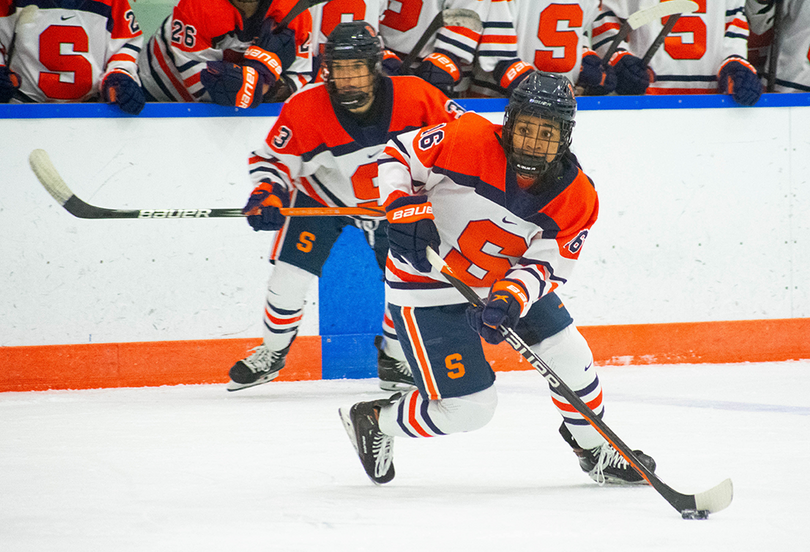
[378,380,415,392]
[226,371,280,392]
[338,406,360,455]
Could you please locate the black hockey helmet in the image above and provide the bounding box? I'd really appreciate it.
[502,71,577,179]
[323,21,384,110]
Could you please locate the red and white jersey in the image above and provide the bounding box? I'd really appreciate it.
[379,0,488,66]
[471,0,602,96]
[379,112,599,310]
[309,0,387,59]
[137,0,312,102]
[0,0,142,103]
[250,75,463,225]
[746,0,810,92]
[595,0,750,94]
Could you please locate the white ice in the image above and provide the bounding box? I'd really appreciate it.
[2,361,808,552]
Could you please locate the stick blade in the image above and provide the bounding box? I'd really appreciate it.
[628,0,698,29]
[693,478,733,514]
[442,8,483,33]
[29,149,73,206]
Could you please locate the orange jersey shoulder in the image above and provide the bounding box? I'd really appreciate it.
[267,84,353,154]
[389,75,462,131]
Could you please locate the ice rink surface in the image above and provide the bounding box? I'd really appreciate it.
[2,360,808,552]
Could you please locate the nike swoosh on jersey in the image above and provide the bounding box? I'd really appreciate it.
[502,217,516,225]
[61,15,75,20]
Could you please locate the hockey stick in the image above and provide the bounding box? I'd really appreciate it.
[399,9,483,73]
[28,149,384,219]
[766,0,783,92]
[601,0,698,66]
[277,0,330,29]
[425,246,733,519]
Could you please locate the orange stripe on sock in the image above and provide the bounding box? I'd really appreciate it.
[407,390,432,437]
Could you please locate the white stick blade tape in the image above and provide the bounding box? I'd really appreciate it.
[628,0,699,30]
[694,478,734,513]
[29,149,72,206]
[442,9,484,33]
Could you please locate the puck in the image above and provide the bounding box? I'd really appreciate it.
[681,509,710,520]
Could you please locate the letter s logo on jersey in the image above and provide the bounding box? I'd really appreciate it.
[564,229,589,255]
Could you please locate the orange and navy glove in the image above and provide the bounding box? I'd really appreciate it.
[610,51,653,95]
[414,51,461,96]
[718,57,762,106]
[101,71,145,115]
[386,195,440,273]
[493,59,534,97]
[578,50,616,95]
[382,49,403,76]
[245,24,297,91]
[243,181,289,231]
[0,64,20,103]
[201,61,266,109]
[467,279,529,344]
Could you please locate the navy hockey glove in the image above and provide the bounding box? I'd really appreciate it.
[386,196,440,273]
[101,71,145,115]
[201,61,265,109]
[718,58,762,106]
[0,64,20,103]
[610,52,652,95]
[493,59,534,97]
[382,50,403,76]
[467,279,529,345]
[245,23,297,90]
[414,51,461,96]
[243,181,289,231]
[578,50,616,95]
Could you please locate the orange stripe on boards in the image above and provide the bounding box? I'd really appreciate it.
[480,318,810,372]
[0,337,321,392]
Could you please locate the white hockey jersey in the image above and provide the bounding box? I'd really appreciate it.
[379,112,599,310]
[745,0,810,92]
[379,0,488,66]
[470,0,603,96]
[309,0,387,59]
[0,0,142,103]
[595,0,750,94]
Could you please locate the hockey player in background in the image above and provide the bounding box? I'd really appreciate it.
[227,21,465,392]
[138,0,312,106]
[745,0,810,93]
[0,0,145,114]
[593,0,761,105]
[339,71,657,486]
[378,0,489,96]
[469,0,617,98]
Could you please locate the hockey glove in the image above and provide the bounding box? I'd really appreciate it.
[718,58,762,106]
[382,50,403,76]
[414,51,461,96]
[201,61,265,109]
[386,195,440,273]
[0,64,20,103]
[610,52,652,96]
[493,59,534,97]
[243,181,290,231]
[245,24,298,90]
[578,51,616,95]
[101,71,145,115]
[466,279,529,345]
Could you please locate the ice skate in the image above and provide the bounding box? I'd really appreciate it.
[560,423,656,485]
[339,395,399,485]
[375,335,415,391]
[227,343,291,392]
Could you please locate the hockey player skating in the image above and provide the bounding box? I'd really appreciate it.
[227,21,465,392]
[339,71,656,485]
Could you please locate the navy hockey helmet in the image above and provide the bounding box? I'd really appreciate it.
[502,71,577,179]
[323,21,384,110]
